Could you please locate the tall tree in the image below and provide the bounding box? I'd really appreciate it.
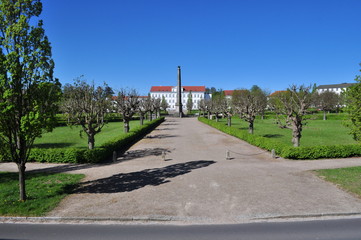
[0,0,61,201]
[269,85,313,147]
[160,95,169,112]
[344,72,361,141]
[61,77,111,150]
[186,91,193,114]
[232,88,267,134]
[114,89,139,133]
[314,91,340,120]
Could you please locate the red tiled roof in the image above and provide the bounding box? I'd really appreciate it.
[150,86,206,92]
[270,90,287,96]
[150,86,173,92]
[223,90,234,96]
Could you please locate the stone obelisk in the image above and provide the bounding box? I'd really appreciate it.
[177,66,183,118]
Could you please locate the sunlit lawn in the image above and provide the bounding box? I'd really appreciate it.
[34,120,146,149]
[0,172,84,216]
[218,115,356,147]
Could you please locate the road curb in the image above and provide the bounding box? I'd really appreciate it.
[2,212,361,225]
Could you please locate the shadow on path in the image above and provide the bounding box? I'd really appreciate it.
[120,148,172,161]
[74,160,216,194]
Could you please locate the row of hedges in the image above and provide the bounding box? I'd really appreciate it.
[198,117,361,160]
[28,117,165,164]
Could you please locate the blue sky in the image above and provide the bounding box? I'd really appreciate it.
[41,0,361,95]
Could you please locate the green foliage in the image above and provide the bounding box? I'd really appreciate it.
[0,172,84,216]
[344,75,361,141]
[199,117,361,160]
[27,117,165,163]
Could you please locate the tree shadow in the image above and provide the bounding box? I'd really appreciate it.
[262,134,283,138]
[145,134,179,139]
[74,160,216,194]
[119,148,172,161]
[32,143,75,148]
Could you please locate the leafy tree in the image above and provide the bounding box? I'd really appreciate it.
[344,74,361,141]
[61,77,111,150]
[0,0,61,201]
[211,92,226,122]
[232,88,267,134]
[314,91,340,120]
[160,95,169,112]
[186,91,193,114]
[114,89,139,133]
[137,97,148,125]
[269,85,313,147]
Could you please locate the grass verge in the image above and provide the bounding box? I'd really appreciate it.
[0,172,84,216]
[315,167,361,198]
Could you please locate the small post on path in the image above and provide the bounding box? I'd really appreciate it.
[271,149,276,159]
[113,151,117,162]
[162,151,166,161]
[226,150,231,160]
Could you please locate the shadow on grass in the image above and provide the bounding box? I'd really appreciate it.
[33,143,75,148]
[74,160,216,194]
[262,134,283,138]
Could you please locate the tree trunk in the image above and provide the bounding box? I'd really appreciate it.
[292,122,302,147]
[215,115,219,122]
[323,110,327,120]
[248,121,254,134]
[17,163,26,201]
[124,119,130,133]
[227,115,232,127]
[207,112,211,119]
[149,111,153,121]
[88,134,95,150]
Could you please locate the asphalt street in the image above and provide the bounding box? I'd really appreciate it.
[1,218,361,240]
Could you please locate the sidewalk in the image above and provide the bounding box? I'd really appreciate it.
[2,117,361,224]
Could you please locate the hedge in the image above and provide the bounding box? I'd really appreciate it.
[27,117,165,164]
[198,117,361,160]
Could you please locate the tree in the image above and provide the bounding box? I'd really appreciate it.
[232,88,267,134]
[269,85,313,147]
[314,91,340,120]
[0,0,61,201]
[137,97,148,125]
[186,91,193,114]
[114,89,139,133]
[153,97,161,118]
[344,73,361,141]
[61,77,111,150]
[198,99,207,117]
[160,95,169,112]
[211,92,226,122]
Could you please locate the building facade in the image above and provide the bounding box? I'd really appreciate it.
[316,83,355,95]
[150,86,211,111]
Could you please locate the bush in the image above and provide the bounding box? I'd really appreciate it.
[28,117,165,164]
[198,117,361,160]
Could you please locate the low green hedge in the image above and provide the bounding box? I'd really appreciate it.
[198,117,361,160]
[28,117,165,164]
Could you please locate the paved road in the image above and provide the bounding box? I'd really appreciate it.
[1,218,361,240]
[1,117,361,224]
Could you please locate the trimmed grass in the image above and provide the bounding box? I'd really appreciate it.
[34,120,146,149]
[219,116,356,147]
[0,172,84,216]
[315,167,361,198]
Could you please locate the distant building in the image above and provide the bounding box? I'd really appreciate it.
[150,86,211,111]
[316,83,355,95]
[223,90,234,99]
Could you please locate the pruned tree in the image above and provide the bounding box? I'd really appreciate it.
[137,97,148,125]
[232,87,267,134]
[186,91,193,114]
[0,0,61,201]
[314,90,340,120]
[211,93,226,122]
[61,77,111,150]
[344,72,361,141]
[198,99,207,117]
[114,89,139,133]
[269,85,313,147]
[153,97,161,119]
[144,95,155,121]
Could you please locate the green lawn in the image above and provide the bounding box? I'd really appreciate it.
[34,120,145,149]
[0,172,84,216]
[315,167,361,198]
[219,115,356,147]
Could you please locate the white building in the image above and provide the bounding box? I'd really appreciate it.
[150,86,211,111]
[316,83,355,95]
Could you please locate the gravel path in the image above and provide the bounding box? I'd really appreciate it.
[2,117,361,224]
